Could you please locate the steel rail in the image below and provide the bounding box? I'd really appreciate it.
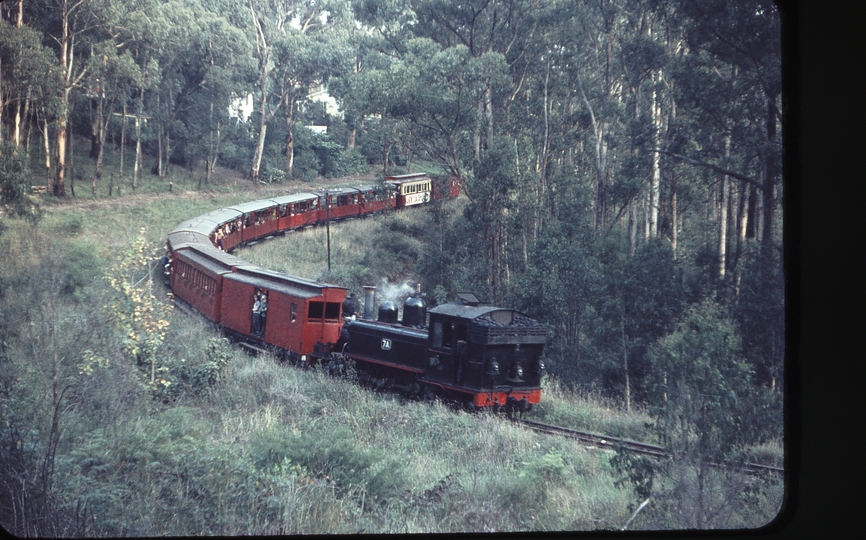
[511,418,784,478]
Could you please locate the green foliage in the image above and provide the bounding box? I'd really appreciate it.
[647,299,762,457]
[192,338,233,393]
[733,242,785,394]
[251,425,406,502]
[611,299,782,529]
[0,143,40,221]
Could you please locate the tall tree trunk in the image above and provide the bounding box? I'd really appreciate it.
[649,86,661,237]
[596,134,607,233]
[68,107,75,197]
[21,88,32,151]
[120,105,127,179]
[671,170,678,258]
[250,47,270,183]
[91,96,105,195]
[761,89,779,259]
[485,86,493,151]
[251,109,268,182]
[644,190,650,240]
[745,181,757,238]
[628,199,638,258]
[43,116,51,190]
[163,89,173,179]
[541,60,551,200]
[473,98,482,161]
[133,88,144,191]
[90,98,100,158]
[284,92,296,177]
[54,109,69,196]
[13,92,24,147]
[53,0,84,197]
[622,312,630,413]
[717,131,732,279]
[732,180,750,293]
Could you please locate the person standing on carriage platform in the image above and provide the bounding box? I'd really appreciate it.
[252,291,262,336]
[259,293,268,336]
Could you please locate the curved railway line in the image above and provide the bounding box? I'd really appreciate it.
[511,418,784,478]
[162,174,783,480]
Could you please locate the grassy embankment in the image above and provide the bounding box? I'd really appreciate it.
[0,159,783,534]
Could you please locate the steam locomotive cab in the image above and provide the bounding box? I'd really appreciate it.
[424,298,547,410]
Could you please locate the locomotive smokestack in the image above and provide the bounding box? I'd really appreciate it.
[363,285,376,319]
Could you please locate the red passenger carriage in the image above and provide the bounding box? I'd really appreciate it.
[170,244,250,321]
[355,184,397,214]
[219,267,347,360]
[230,200,281,243]
[272,192,321,230]
[314,187,363,221]
[199,208,244,251]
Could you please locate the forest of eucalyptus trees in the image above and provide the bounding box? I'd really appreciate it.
[1,0,786,533]
[1,0,784,419]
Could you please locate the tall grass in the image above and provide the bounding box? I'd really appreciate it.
[0,167,784,535]
[534,376,657,442]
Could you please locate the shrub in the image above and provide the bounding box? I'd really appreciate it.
[0,142,39,221]
[192,337,233,393]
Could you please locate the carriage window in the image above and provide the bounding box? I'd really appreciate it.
[308,302,324,319]
[291,303,297,322]
[325,302,341,320]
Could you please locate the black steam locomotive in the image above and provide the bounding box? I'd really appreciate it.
[332,292,547,412]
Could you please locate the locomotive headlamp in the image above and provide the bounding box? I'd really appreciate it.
[507,363,525,383]
[486,358,500,375]
[533,359,546,374]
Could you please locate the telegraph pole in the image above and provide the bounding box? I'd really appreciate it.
[326,191,331,272]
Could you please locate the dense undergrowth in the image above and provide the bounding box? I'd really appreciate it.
[0,171,783,535]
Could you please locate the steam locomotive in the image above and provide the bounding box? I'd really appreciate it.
[165,173,547,411]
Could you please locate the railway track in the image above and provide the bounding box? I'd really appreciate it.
[511,418,784,478]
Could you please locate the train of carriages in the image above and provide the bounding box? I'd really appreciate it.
[164,173,547,411]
